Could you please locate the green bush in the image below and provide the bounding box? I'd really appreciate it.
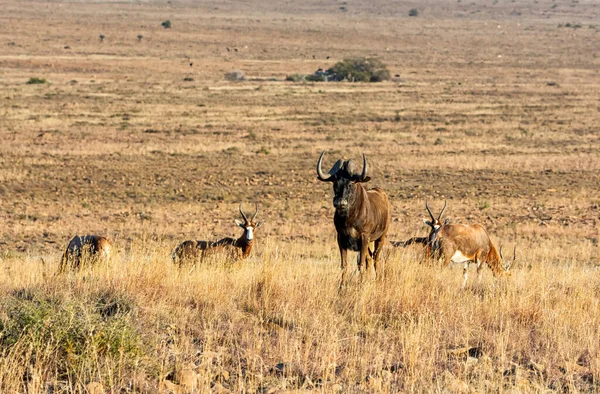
[161,20,171,29]
[26,77,47,85]
[409,8,419,17]
[329,57,390,82]
[0,286,144,382]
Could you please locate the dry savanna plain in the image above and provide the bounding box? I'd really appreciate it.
[1,0,599,392]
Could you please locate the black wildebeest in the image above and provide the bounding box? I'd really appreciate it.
[59,235,112,273]
[172,203,262,265]
[316,151,390,286]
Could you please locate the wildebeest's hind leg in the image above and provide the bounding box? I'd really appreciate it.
[373,236,386,280]
[359,234,370,281]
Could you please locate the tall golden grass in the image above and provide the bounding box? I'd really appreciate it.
[0,237,598,392]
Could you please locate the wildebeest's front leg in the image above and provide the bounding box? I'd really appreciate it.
[339,241,349,289]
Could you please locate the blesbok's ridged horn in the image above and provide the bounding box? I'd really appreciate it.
[359,153,368,181]
[251,203,258,222]
[438,200,447,220]
[239,203,248,223]
[316,151,333,182]
[499,245,504,261]
[505,244,517,270]
[425,201,435,221]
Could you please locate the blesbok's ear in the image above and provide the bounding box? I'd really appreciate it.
[443,218,451,225]
[235,219,244,227]
[255,221,263,228]
[356,176,371,183]
[423,219,433,227]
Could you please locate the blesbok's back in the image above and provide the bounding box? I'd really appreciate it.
[60,235,112,273]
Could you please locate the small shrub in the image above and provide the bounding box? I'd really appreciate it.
[409,8,419,17]
[224,70,245,81]
[26,77,47,85]
[329,57,390,82]
[137,34,143,41]
[99,34,105,42]
[305,73,327,82]
[285,74,305,82]
[161,20,171,29]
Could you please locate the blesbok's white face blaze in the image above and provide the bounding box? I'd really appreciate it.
[246,227,253,240]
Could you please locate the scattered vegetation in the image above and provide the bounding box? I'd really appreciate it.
[26,77,47,85]
[99,33,105,42]
[224,70,245,81]
[409,8,419,17]
[285,73,305,82]
[161,20,171,29]
[137,34,143,41]
[329,57,390,82]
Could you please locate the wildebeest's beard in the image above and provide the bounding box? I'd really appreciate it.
[333,176,355,214]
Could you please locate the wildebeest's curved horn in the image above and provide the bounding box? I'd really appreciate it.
[251,203,258,222]
[438,200,447,221]
[359,153,368,181]
[239,203,248,223]
[316,151,334,182]
[425,201,435,221]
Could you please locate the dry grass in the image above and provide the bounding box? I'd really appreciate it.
[0,0,599,392]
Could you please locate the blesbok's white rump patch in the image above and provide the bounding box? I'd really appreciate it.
[451,250,471,263]
[246,227,253,240]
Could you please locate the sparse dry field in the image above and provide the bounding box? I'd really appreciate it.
[0,0,599,392]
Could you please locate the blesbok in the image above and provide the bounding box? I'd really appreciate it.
[316,151,390,286]
[172,203,262,265]
[423,202,516,287]
[59,235,112,273]
[403,200,450,250]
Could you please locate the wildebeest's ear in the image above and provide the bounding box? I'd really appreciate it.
[356,176,371,183]
[235,219,244,227]
[423,219,433,227]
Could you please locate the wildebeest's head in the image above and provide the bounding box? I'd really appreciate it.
[316,151,371,214]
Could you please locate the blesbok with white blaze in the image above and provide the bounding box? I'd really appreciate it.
[425,202,516,287]
[172,203,261,265]
[59,235,112,273]
[316,151,390,286]
[403,200,450,250]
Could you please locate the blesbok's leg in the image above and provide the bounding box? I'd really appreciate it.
[475,251,484,284]
[462,262,470,289]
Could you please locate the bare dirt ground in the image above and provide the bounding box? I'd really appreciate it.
[0,0,599,392]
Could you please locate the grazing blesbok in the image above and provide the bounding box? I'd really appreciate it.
[316,151,390,286]
[423,202,516,287]
[59,235,112,273]
[172,203,262,265]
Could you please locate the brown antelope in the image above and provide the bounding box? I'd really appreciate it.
[59,235,112,272]
[172,203,262,265]
[403,200,450,250]
[316,151,390,286]
[424,202,516,287]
